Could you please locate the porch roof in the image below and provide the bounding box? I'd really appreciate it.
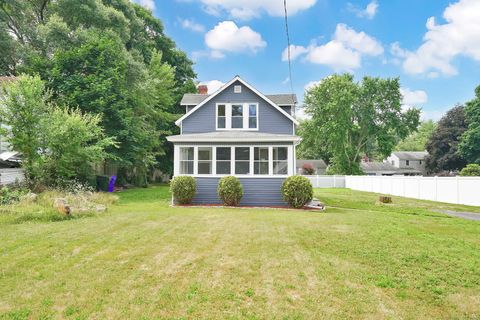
[167,131,301,144]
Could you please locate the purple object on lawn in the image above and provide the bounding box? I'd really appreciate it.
[108,175,116,192]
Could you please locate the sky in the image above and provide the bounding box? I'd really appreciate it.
[137,0,480,120]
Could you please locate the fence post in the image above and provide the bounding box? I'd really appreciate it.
[456,176,459,204]
[417,175,421,198]
[434,176,438,201]
[316,175,319,188]
[333,175,336,188]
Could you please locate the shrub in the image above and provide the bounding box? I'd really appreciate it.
[281,176,313,208]
[459,164,480,176]
[170,176,196,204]
[0,186,28,205]
[302,163,316,175]
[217,176,243,206]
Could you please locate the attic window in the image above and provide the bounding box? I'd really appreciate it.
[234,85,242,93]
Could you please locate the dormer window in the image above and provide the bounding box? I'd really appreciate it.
[216,103,258,130]
[234,85,242,93]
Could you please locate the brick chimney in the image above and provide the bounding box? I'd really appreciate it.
[197,85,208,95]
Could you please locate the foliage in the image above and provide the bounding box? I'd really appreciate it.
[0,186,28,205]
[396,120,436,151]
[0,75,116,189]
[170,176,196,204]
[301,163,316,175]
[459,164,480,176]
[425,105,468,174]
[217,176,243,206]
[301,74,420,174]
[459,86,480,164]
[0,0,197,183]
[281,176,313,208]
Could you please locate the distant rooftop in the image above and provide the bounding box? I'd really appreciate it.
[392,151,428,161]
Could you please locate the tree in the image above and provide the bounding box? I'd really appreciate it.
[0,0,197,183]
[459,86,480,164]
[459,164,480,176]
[425,105,468,174]
[301,74,420,174]
[0,75,49,183]
[395,120,436,151]
[0,75,115,188]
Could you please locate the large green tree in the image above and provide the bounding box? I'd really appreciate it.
[0,0,196,184]
[425,105,468,174]
[459,86,480,164]
[395,120,436,151]
[301,74,420,174]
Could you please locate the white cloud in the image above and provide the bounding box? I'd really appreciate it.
[282,45,309,61]
[199,0,317,20]
[400,87,428,105]
[304,80,322,91]
[132,0,155,10]
[200,80,225,93]
[348,1,378,19]
[421,108,448,121]
[283,24,383,71]
[334,23,383,56]
[205,21,266,57]
[306,41,361,70]
[179,18,205,33]
[281,77,290,85]
[392,0,480,76]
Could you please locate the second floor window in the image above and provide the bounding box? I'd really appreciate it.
[216,103,258,130]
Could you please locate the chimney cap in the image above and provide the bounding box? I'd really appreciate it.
[197,84,208,94]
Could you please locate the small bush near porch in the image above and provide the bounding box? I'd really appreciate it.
[1,186,479,319]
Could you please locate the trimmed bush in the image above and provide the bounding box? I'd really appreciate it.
[302,163,315,175]
[217,176,243,206]
[281,175,313,208]
[170,176,196,204]
[459,164,480,176]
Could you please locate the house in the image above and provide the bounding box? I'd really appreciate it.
[167,76,300,206]
[296,159,327,175]
[360,161,400,176]
[385,151,428,175]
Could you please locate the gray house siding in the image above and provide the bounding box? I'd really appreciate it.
[193,177,287,206]
[182,80,294,135]
[279,106,292,115]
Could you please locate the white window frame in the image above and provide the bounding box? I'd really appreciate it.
[216,103,259,131]
[174,144,293,178]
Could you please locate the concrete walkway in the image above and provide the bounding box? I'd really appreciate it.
[435,210,480,221]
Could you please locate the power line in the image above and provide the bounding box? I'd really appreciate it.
[283,0,294,95]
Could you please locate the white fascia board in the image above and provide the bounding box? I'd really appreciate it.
[175,76,299,127]
[166,136,302,144]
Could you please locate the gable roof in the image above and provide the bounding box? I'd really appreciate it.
[392,151,428,161]
[181,93,297,106]
[175,76,299,126]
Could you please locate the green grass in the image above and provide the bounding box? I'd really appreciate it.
[1,186,479,319]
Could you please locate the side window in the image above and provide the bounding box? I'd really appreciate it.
[217,104,226,129]
[406,160,410,166]
[248,104,257,129]
[179,147,194,174]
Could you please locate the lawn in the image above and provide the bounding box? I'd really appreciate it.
[1,186,479,319]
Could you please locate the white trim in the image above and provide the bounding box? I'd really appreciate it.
[168,135,301,143]
[175,76,299,126]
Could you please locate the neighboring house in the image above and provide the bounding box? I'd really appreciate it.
[386,151,428,175]
[296,159,327,175]
[0,76,20,168]
[361,162,400,176]
[167,75,300,206]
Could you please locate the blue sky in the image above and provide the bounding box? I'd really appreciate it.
[140,0,480,120]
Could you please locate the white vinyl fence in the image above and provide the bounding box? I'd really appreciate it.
[304,175,346,188]
[0,168,24,185]
[345,175,480,206]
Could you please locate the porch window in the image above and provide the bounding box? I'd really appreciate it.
[216,147,231,174]
[198,147,212,174]
[273,147,288,175]
[235,147,250,174]
[179,147,194,174]
[254,147,269,175]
